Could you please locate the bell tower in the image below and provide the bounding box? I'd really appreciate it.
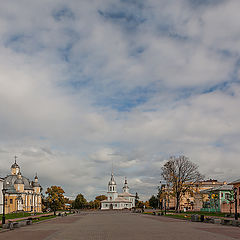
[107,173,118,201]
[122,177,129,193]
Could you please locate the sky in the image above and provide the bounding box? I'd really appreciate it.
[0,0,240,201]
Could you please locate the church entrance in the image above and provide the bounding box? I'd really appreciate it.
[110,204,113,210]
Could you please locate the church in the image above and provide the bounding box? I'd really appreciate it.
[1,158,42,214]
[101,173,135,210]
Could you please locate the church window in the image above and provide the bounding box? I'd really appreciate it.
[110,186,112,191]
[10,199,13,204]
[113,187,114,191]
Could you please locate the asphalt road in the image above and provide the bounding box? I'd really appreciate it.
[0,211,240,240]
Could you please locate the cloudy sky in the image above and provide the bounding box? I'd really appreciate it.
[0,0,240,201]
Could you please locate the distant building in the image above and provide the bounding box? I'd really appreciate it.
[200,184,233,213]
[228,178,240,214]
[101,173,135,210]
[0,178,4,214]
[165,179,227,211]
[1,159,42,214]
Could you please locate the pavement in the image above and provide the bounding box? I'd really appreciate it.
[0,211,240,240]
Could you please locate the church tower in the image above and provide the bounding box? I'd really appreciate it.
[107,173,118,201]
[122,177,129,193]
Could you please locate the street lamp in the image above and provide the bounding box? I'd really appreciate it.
[2,189,6,225]
[234,187,238,220]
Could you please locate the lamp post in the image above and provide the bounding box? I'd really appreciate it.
[53,199,56,216]
[2,189,6,225]
[234,187,238,220]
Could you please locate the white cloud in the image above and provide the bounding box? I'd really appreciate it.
[0,0,239,201]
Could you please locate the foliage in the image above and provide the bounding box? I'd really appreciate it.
[161,156,203,212]
[135,192,139,206]
[95,195,107,201]
[149,195,158,209]
[94,195,107,209]
[72,194,88,209]
[45,186,65,211]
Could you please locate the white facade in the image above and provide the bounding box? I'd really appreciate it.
[101,174,135,210]
[0,178,3,214]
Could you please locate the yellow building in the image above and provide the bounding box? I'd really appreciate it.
[3,160,42,214]
[164,179,226,211]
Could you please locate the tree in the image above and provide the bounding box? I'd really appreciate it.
[161,156,203,212]
[95,195,107,201]
[135,192,139,207]
[72,194,87,209]
[94,195,107,209]
[227,190,234,215]
[149,195,158,209]
[45,186,65,214]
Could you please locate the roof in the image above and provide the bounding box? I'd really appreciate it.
[108,173,116,185]
[3,175,34,190]
[200,184,233,193]
[101,197,131,203]
[228,179,240,185]
[11,162,20,169]
[118,192,135,197]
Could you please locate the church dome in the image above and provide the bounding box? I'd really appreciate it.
[11,162,20,169]
[108,173,116,185]
[33,182,40,187]
[14,178,24,184]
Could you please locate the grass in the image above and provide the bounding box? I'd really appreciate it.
[0,212,42,220]
[143,210,229,219]
[32,215,57,223]
[165,214,191,220]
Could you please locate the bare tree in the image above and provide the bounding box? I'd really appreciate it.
[161,156,203,212]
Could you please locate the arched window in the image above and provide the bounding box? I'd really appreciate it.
[110,186,112,191]
[113,187,114,191]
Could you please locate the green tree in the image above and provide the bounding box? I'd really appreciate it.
[149,195,158,209]
[72,194,87,209]
[45,186,65,215]
[94,195,107,209]
[135,192,139,207]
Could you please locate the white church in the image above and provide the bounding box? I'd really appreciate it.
[101,173,135,210]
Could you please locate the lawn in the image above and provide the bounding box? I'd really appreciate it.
[0,212,42,220]
[32,215,57,223]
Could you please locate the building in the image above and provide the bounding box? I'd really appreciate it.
[228,178,240,214]
[200,184,233,213]
[2,159,42,214]
[101,173,135,210]
[164,179,227,211]
[190,179,227,211]
[0,178,4,214]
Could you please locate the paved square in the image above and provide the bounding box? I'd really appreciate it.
[0,211,240,240]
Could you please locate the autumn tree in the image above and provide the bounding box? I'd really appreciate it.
[161,156,203,212]
[45,186,65,215]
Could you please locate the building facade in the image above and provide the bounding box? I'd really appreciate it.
[2,160,42,214]
[200,185,233,213]
[101,173,135,210]
[228,179,240,214]
[0,178,3,214]
[163,179,227,211]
